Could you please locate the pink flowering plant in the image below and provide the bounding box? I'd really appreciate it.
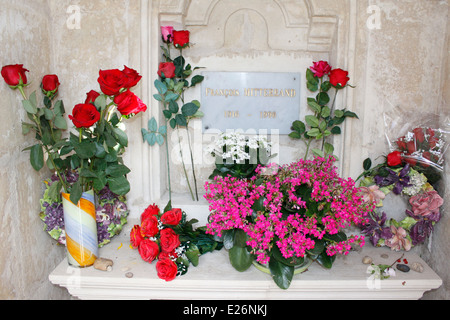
[205,156,374,289]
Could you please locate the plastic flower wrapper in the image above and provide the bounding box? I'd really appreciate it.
[383,105,449,183]
[40,172,129,247]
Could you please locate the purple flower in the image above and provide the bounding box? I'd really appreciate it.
[44,202,64,231]
[406,208,439,246]
[361,211,392,246]
[374,164,411,195]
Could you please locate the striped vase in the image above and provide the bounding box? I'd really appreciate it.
[62,190,98,267]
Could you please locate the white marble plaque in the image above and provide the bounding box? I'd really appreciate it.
[201,72,301,134]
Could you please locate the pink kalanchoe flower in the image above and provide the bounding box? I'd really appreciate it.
[310,61,332,78]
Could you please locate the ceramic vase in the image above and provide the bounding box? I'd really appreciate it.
[62,190,98,267]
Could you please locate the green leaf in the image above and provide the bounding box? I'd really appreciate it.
[158,125,167,136]
[185,243,200,266]
[155,134,164,146]
[334,110,344,118]
[54,115,67,130]
[229,246,253,272]
[272,244,304,267]
[330,126,341,135]
[154,79,167,95]
[169,118,177,129]
[317,251,336,269]
[307,98,321,113]
[22,99,37,114]
[69,180,82,205]
[305,115,319,128]
[21,122,34,135]
[191,75,204,87]
[363,158,372,171]
[163,109,172,119]
[321,106,331,118]
[317,92,330,106]
[321,81,332,92]
[107,176,130,195]
[175,114,187,127]
[233,229,248,248]
[312,148,324,158]
[307,238,325,256]
[146,132,157,146]
[306,128,320,137]
[289,132,302,139]
[148,117,158,132]
[291,120,306,134]
[168,101,179,114]
[30,144,44,171]
[105,164,131,177]
[324,142,334,155]
[74,140,97,159]
[95,95,107,110]
[113,127,128,147]
[165,92,179,102]
[223,230,235,250]
[306,68,318,85]
[181,102,200,117]
[54,100,65,115]
[344,110,359,118]
[269,259,294,290]
[153,94,163,102]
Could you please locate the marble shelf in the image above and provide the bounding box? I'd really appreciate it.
[49,220,442,300]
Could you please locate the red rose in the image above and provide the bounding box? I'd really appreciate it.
[85,90,100,104]
[161,208,182,225]
[68,103,100,128]
[141,203,160,223]
[156,258,178,281]
[159,228,180,253]
[41,74,60,97]
[114,90,147,116]
[1,64,29,87]
[421,151,432,168]
[310,61,332,78]
[157,62,176,79]
[413,128,425,143]
[130,225,144,248]
[141,215,159,238]
[329,68,350,87]
[173,30,190,48]
[122,66,142,89]
[396,137,407,151]
[98,69,127,96]
[158,249,178,261]
[387,151,402,166]
[138,239,160,263]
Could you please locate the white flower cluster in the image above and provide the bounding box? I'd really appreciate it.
[402,170,427,196]
[206,132,272,163]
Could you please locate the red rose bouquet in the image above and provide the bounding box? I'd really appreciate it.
[395,127,447,171]
[130,204,221,281]
[142,26,204,205]
[2,63,147,205]
[289,60,358,160]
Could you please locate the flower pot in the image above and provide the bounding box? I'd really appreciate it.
[62,190,98,267]
[252,257,313,275]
